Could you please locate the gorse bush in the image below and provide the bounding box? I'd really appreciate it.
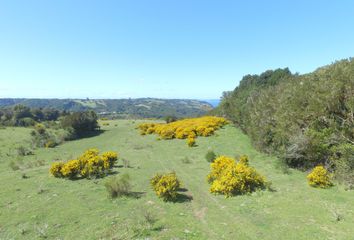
[138,116,228,146]
[150,172,181,202]
[207,155,267,197]
[105,174,132,198]
[307,166,333,188]
[49,148,118,179]
[187,137,196,147]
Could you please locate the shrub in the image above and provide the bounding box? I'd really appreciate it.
[60,111,99,137]
[307,166,333,188]
[164,115,177,123]
[150,172,181,202]
[60,159,80,179]
[330,143,354,187]
[49,148,119,179]
[207,155,267,197]
[16,146,33,156]
[16,117,36,127]
[101,151,118,168]
[9,161,20,171]
[205,150,217,162]
[187,137,196,147]
[34,123,46,135]
[105,174,132,198]
[31,127,61,148]
[138,116,228,146]
[49,162,64,177]
[45,140,57,148]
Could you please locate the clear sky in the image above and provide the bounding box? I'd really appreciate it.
[0,0,353,99]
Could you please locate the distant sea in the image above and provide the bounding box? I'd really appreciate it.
[202,99,220,108]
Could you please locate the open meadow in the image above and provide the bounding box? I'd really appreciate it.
[0,120,353,240]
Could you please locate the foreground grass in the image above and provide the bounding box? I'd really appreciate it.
[0,121,353,239]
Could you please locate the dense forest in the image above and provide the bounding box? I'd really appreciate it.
[214,58,354,186]
[0,98,212,119]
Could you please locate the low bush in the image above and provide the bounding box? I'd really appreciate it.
[207,155,267,197]
[16,146,33,156]
[49,148,118,179]
[31,124,61,148]
[150,172,181,202]
[187,137,196,147]
[9,161,20,171]
[49,162,64,177]
[307,166,333,188]
[205,150,217,162]
[105,174,132,198]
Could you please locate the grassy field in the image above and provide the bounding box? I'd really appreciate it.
[0,120,353,240]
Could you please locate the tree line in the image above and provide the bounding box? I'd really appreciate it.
[213,58,354,186]
[0,105,99,138]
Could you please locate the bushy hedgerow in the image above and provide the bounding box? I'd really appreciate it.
[138,116,228,146]
[150,172,181,202]
[215,59,354,184]
[330,143,354,188]
[50,148,118,179]
[307,166,333,188]
[207,155,267,197]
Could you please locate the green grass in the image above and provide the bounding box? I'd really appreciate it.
[0,120,353,239]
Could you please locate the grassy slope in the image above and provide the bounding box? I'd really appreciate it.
[0,121,353,239]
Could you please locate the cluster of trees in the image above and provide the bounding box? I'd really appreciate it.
[60,110,99,138]
[214,59,354,185]
[0,105,100,145]
[0,105,60,126]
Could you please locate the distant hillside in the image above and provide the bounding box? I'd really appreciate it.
[0,98,213,119]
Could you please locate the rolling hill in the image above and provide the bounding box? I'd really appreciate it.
[0,98,213,119]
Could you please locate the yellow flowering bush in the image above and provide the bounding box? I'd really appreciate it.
[187,137,196,147]
[60,159,80,178]
[138,116,228,146]
[151,172,181,202]
[50,162,64,178]
[49,148,119,179]
[307,166,333,188]
[102,151,119,168]
[207,155,267,197]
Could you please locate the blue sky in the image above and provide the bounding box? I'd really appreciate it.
[0,0,353,99]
